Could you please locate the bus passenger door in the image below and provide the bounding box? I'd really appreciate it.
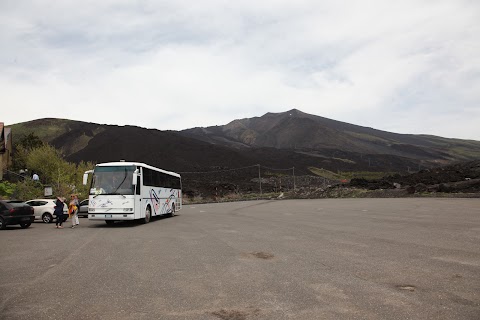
[134,172,142,218]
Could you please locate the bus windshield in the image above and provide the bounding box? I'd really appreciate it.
[90,166,136,195]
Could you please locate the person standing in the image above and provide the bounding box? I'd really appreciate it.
[69,194,80,228]
[54,196,65,229]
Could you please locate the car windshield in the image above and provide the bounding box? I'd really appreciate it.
[90,165,136,195]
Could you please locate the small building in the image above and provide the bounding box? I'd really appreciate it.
[0,122,13,181]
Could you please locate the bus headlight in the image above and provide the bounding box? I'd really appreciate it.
[89,208,95,212]
[123,208,133,212]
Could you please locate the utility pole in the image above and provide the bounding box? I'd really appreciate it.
[258,164,262,196]
[293,167,296,192]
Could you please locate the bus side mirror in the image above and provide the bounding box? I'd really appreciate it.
[83,170,93,185]
[132,169,139,185]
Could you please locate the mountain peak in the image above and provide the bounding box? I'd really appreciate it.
[263,108,306,118]
[286,108,302,114]
[266,108,305,115]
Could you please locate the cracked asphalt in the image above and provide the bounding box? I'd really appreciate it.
[1,198,479,320]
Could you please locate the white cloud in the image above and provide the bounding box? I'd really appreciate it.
[1,0,479,139]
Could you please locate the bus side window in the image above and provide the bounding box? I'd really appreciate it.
[175,178,181,189]
[136,175,141,195]
[144,168,152,186]
[159,172,166,187]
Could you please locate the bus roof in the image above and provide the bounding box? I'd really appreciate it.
[95,161,181,178]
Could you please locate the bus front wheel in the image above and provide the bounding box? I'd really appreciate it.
[142,207,151,224]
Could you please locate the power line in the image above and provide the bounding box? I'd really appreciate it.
[180,164,299,197]
[179,164,296,174]
[178,165,258,174]
[260,165,294,171]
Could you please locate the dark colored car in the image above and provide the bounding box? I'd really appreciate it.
[78,199,89,218]
[0,200,35,230]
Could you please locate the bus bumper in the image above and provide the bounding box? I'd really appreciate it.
[88,213,135,220]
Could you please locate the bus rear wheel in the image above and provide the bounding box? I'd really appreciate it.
[142,206,151,224]
[169,204,175,217]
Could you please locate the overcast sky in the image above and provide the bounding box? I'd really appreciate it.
[1,0,479,140]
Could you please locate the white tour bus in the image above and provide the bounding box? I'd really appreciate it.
[83,161,181,225]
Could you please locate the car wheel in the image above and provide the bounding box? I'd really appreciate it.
[0,217,6,230]
[105,220,115,226]
[42,213,53,224]
[142,206,151,224]
[20,222,31,229]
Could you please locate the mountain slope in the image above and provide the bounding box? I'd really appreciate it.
[8,109,480,175]
[63,124,419,174]
[8,118,421,174]
[10,118,106,156]
[181,109,480,162]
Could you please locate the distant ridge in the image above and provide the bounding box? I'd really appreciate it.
[180,109,480,162]
[7,109,480,174]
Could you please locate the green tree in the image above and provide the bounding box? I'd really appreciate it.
[27,145,72,195]
[23,144,95,199]
[12,179,44,200]
[11,146,28,173]
[0,181,16,199]
[18,132,44,150]
[7,141,95,200]
[11,133,45,173]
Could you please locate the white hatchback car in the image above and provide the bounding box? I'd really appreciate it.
[25,199,68,223]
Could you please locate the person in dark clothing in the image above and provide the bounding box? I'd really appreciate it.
[54,196,65,229]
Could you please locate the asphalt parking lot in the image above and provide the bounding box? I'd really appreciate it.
[0,198,479,320]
